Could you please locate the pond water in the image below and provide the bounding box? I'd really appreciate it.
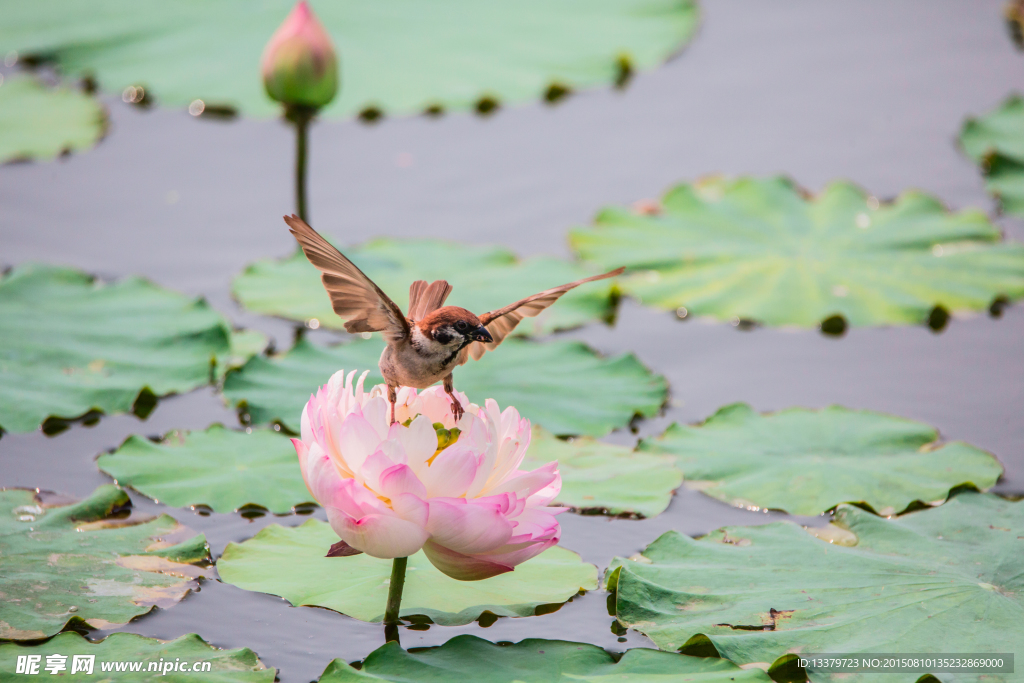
[2,1,1022,681]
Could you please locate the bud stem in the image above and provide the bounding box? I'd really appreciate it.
[287,105,316,223]
[383,556,408,643]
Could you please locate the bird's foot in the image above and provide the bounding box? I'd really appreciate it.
[449,396,465,422]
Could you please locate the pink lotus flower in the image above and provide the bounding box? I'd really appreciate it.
[261,1,338,109]
[292,370,564,581]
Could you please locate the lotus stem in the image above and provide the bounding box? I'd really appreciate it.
[287,105,315,223]
[383,556,408,642]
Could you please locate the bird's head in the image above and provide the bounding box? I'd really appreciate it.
[418,307,493,348]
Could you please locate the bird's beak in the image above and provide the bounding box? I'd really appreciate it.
[472,326,493,343]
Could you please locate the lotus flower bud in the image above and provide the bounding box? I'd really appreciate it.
[293,370,565,581]
[261,1,338,109]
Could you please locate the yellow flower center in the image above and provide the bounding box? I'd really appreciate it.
[428,422,461,465]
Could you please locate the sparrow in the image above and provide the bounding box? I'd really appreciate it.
[284,215,624,424]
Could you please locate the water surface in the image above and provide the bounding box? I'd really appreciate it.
[2,2,1022,681]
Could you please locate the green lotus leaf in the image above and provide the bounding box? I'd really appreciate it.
[0,0,699,119]
[0,264,232,434]
[979,154,1024,218]
[608,492,1023,682]
[216,329,270,380]
[222,337,667,437]
[233,239,619,336]
[0,485,211,640]
[97,425,310,515]
[217,519,597,626]
[960,95,1024,216]
[525,426,682,518]
[570,176,1024,328]
[317,635,772,683]
[0,632,272,682]
[639,403,1003,516]
[0,74,106,163]
[961,95,1024,161]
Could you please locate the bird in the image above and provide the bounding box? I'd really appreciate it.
[284,215,624,424]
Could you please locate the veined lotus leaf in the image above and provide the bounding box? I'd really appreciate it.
[215,329,270,380]
[608,492,1023,683]
[961,95,1024,162]
[217,519,597,626]
[960,95,1024,216]
[0,485,211,640]
[233,239,618,336]
[317,635,772,683]
[221,336,383,431]
[570,176,1024,328]
[524,426,682,518]
[979,154,1024,218]
[0,0,699,119]
[0,264,231,434]
[0,74,106,163]
[222,337,667,437]
[97,425,311,515]
[639,403,1002,516]
[0,632,273,681]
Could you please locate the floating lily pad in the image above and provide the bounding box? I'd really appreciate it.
[0,74,106,164]
[980,154,1024,218]
[0,485,211,640]
[0,264,231,434]
[233,239,618,336]
[218,519,597,626]
[0,0,699,119]
[525,426,682,518]
[222,337,381,431]
[223,337,666,437]
[608,492,1023,681]
[318,635,772,683]
[0,632,273,681]
[960,95,1024,216]
[216,329,270,380]
[97,425,311,515]
[570,177,1024,328]
[639,403,1002,516]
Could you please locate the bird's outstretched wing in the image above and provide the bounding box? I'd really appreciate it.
[284,215,410,343]
[464,267,625,362]
[407,279,453,321]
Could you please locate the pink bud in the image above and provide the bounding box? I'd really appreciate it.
[261,1,338,109]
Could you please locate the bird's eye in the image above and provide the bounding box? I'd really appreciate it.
[455,320,469,332]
